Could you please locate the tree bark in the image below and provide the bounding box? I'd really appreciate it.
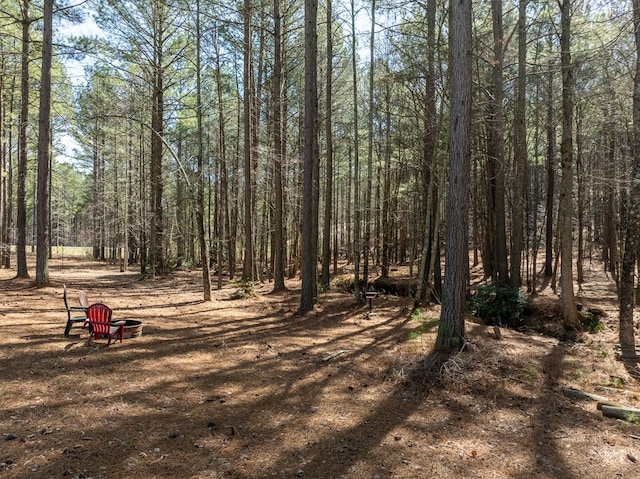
[300,0,318,311]
[195,0,211,301]
[272,0,286,292]
[213,28,231,287]
[559,0,579,330]
[415,0,438,304]
[619,0,640,350]
[350,0,362,303]
[16,0,30,279]
[544,41,555,278]
[436,0,472,352]
[511,0,528,288]
[1,70,14,269]
[35,0,53,285]
[149,2,166,276]
[576,104,585,287]
[363,0,376,287]
[320,0,333,291]
[381,71,392,279]
[489,0,508,284]
[0,55,11,269]
[242,0,254,282]
[604,119,619,283]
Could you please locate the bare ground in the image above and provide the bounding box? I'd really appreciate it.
[1,255,640,479]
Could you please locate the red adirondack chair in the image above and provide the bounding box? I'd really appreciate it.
[87,303,124,345]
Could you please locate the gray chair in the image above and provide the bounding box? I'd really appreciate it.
[63,284,88,337]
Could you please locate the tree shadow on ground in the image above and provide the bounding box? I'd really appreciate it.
[1,258,639,478]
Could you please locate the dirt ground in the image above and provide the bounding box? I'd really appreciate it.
[1,254,640,479]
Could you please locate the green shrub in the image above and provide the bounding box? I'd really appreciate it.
[470,282,527,328]
[229,281,255,299]
[579,309,605,333]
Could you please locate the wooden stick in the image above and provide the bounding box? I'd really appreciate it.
[322,350,348,361]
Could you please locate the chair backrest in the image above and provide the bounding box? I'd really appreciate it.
[87,303,113,336]
[78,291,89,309]
[63,284,70,309]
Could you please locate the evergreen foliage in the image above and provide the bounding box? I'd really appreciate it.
[470,282,528,329]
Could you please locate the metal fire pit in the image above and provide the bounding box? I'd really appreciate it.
[118,319,143,339]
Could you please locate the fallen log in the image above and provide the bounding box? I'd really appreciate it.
[600,405,640,421]
[596,400,623,411]
[563,387,610,403]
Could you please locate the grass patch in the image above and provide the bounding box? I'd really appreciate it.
[408,308,439,340]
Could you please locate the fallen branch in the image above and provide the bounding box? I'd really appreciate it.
[563,387,610,403]
[322,350,348,361]
[594,385,640,396]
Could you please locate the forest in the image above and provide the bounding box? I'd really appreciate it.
[5,1,640,477]
[1,0,640,349]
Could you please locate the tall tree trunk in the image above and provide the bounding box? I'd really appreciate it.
[544,40,555,278]
[381,72,392,278]
[213,28,231,286]
[149,4,165,276]
[604,119,618,283]
[321,0,333,290]
[0,40,18,268]
[511,0,528,288]
[559,0,579,330]
[436,0,471,352]
[471,166,479,267]
[363,0,376,286]
[346,145,352,264]
[176,134,185,265]
[195,0,211,301]
[351,0,361,303]
[619,0,640,350]
[16,0,30,279]
[416,0,437,302]
[1,65,14,269]
[576,104,585,287]
[415,172,434,307]
[251,8,267,281]
[0,56,9,268]
[272,0,286,292]
[0,57,4,265]
[139,125,147,274]
[35,0,53,285]
[300,0,318,311]
[489,0,508,284]
[242,0,254,282]
[126,126,134,267]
